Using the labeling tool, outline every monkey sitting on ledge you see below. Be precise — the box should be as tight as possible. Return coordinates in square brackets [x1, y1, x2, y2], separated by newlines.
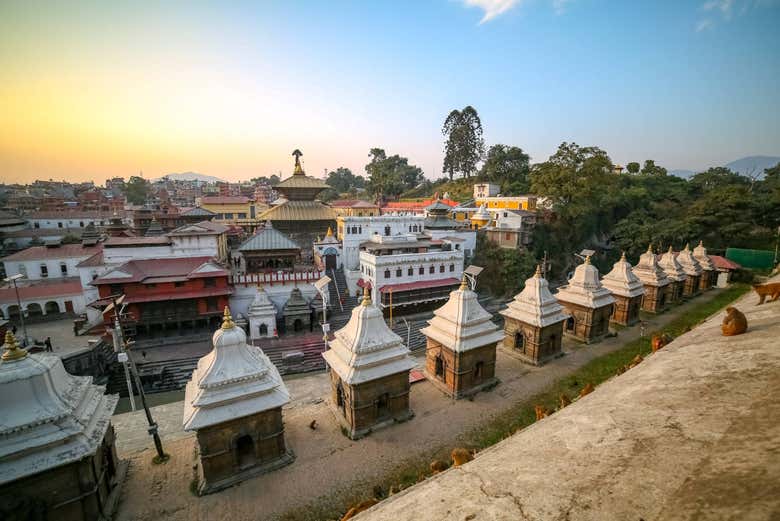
[721, 307, 748, 336]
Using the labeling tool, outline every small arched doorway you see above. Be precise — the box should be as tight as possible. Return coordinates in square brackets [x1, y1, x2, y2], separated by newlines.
[336, 381, 346, 413]
[293, 318, 303, 332]
[45, 301, 60, 315]
[235, 435, 255, 469]
[566, 316, 575, 331]
[514, 331, 525, 352]
[27, 303, 43, 318]
[259, 323, 268, 336]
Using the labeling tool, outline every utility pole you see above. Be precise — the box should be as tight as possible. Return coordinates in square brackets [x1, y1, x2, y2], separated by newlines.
[111, 295, 167, 462]
[112, 321, 135, 412]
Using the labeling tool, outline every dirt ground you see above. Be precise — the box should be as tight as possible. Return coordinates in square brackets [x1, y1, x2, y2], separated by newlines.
[113, 290, 725, 521]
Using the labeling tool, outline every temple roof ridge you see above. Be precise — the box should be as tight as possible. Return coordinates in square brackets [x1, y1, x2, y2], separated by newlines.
[601, 253, 646, 298]
[633, 245, 671, 287]
[555, 257, 616, 309]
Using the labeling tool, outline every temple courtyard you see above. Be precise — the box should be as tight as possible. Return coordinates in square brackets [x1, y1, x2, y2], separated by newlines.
[107, 284, 774, 521]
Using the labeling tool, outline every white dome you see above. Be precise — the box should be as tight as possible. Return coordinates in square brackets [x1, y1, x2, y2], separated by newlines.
[501, 266, 568, 328]
[556, 257, 616, 309]
[601, 252, 646, 298]
[676, 244, 702, 276]
[633, 244, 671, 287]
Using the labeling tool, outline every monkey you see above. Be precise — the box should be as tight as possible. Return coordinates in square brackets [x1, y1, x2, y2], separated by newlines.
[579, 382, 595, 398]
[534, 404, 550, 421]
[340, 499, 379, 520]
[721, 306, 748, 336]
[451, 447, 474, 467]
[753, 283, 780, 305]
[559, 394, 571, 409]
[430, 460, 449, 474]
[651, 333, 671, 352]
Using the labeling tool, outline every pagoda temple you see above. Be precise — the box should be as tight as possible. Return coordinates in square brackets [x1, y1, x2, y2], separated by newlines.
[258, 150, 336, 258]
[239, 220, 301, 272]
[144, 217, 165, 237]
[601, 252, 645, 326]
[424, 197, 463, 230]
[676, 244, 703, 298]
[693, 241, 717, 291]
[322, 288, 415, 439]
[183, 308, 293, 495]
[555, 256, 616, 344]
[0, 332, 125, 521]
[632, 245, 671, 313]
[500, 266, 569, 365]
[659, 246, 687, 304]
[247, 286, 277, 341]
[420, 276, 503, 398]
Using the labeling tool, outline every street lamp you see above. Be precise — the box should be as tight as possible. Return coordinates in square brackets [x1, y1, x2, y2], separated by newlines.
[314, 276, 332, 352]
[4, 274, 28, 346]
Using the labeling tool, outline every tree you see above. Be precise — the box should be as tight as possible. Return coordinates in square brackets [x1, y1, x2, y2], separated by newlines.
[626, 162, 640, 174]
[639, 159, 667, 176]
[471, 234, 537, 297]
[123, 176, 150, 205]
[325, 167, 366, 194]
[365, 148, 424, 199]
[479, 144, 531, 194]
[250, 175, 280, 186]
[442, 106, 485, 180]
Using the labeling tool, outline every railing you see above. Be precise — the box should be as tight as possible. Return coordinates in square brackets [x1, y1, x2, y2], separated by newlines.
[330, 268, 344, 312]
[231, 269, 325, 287]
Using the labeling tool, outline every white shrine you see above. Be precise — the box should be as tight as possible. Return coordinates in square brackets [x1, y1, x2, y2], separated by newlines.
[659, 246, 687, 303]
[632, 245, 671, 313]
[600, 252, 645, 326]
[247, 286, 278, 341]
[183, 307, 293, 494]
[677, 243, 703, 297]
[693, 240, 717, 290]
[555, 257, 616, 343]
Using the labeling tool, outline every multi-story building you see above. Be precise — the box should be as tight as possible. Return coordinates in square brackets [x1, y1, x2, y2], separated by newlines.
[196, 196, 265, 230]
[329, 200, 380, 218]
[483, 209, 537, 250]
[91, 256, 231, 339]
[26, 211, 121, 230]
[358, 233, 464, 309]
[474, 194, 537, 212]
[473, 182, 500, 199]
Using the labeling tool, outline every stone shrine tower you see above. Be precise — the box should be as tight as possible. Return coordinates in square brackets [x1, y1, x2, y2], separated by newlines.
[183, 308, 293, 495]
[500, 266, 569, 365]
[322, 288, 415, 439]
[283, 287, 311, 333]
[470, 203, 491, 229]
[676, 244, 702, 298]
[420, 277, 503, 398]
[600, 252, 645, 326]
[0, 332, 124, 521]
[555, 256, 616, 344]
[247, 286, 277, 341]
[693, 241, 717, 291]
[632, 245, 671, 313]
[659, 246, 686, 304]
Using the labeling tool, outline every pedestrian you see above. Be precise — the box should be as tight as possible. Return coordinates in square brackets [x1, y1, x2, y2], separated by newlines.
[44, 336, 52, 352]
[73, 322, 78, 335]
[12, 325, 17, 335]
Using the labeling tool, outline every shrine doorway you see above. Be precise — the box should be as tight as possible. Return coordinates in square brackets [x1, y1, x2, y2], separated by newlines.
[235, 435, 255, 469]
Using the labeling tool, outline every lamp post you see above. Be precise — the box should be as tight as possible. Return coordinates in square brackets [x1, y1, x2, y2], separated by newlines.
[314, 275, 332, 353]
[5, 274, 28, 346]
[110, 294, 167, 462]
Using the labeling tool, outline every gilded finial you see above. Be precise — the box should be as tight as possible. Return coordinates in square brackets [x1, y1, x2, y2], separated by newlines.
[292, 149, 304, 175]
[1, 330, 28, 362]
[620, 251, 627, 261]
[647, 243, 653, 253]
[221, 306, 235, 330]
[459, 274, 469, 290]
[326, 226, 333, 237]
[534, 264, 542, 277]
[584, 255, 591, 265]
[361, 286, 371, 306]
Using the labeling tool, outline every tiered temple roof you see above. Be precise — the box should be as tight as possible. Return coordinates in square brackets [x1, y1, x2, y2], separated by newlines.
[421, 278, 504, 352]
[0, 332, 118, 485]
[676, 244, 702, 276]
[239, 221, 300, 252]
[601, 252, 646, 298]
[183, 308, 289, 431]
[692, 241, 716, 271]
[500, 266, 568, 328]
[633, 245, 671, 287]
[144, 217, 165, 237]
[322, 289, 415, 385]
[659, 246, 687, 282]
[555, 257, 616, 309]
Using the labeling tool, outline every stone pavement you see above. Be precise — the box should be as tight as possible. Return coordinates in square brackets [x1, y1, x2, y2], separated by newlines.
[112, 288, 732, 521]
[19, 318, 101, 356]
[360, 280, 780, 521]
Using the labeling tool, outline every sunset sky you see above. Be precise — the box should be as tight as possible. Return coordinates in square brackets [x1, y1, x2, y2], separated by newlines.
[1, 1, 779, 184]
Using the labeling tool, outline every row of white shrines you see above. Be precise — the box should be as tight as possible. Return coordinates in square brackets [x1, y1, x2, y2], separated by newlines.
[0, 241, 718, 508]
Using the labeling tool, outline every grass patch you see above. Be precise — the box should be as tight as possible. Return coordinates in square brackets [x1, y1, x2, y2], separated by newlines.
[273, 284, 749, 521]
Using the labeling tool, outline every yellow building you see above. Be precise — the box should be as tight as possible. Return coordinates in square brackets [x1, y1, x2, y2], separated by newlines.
[474, 195, 537, 211]
[196, 196, 267, 230]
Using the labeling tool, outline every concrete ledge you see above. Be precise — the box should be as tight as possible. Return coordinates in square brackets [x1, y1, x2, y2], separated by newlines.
[356, 283, 780, 520]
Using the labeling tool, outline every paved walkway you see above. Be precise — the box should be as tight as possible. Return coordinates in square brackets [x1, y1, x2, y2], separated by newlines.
[360, 280, 780, 521]
[17, 318, 101, 356]
[112, 289, 729, 521]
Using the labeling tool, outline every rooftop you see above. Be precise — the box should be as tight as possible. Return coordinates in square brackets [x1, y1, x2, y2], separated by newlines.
[238, 223, 300, 252]
[199, 196, 251, 205]
[92, 257, 228, 285]
[1, 243, 102, 262]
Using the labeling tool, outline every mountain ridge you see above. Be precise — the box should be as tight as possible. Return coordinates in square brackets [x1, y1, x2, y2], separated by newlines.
[154, 171, 225, 183]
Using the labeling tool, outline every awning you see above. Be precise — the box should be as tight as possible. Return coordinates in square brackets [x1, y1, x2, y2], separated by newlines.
[379, 277, 460, 293]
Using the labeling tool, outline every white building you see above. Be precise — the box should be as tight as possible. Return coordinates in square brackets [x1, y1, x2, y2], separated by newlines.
[2, 243, 101, 281]
[358, 233, 464, 309]
[473, 183, 500, 199]
[26, 211, 125, 230]
[246, 287, 278, 341]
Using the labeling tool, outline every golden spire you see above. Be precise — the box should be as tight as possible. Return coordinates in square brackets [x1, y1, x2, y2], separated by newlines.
[326, 226, 333, 237]
[534, 264, 542, 277]
[1, 330, 27, 362]
[647, 243, 653, 253]
[459, 274, 469, 291]
[684, 242, 691, 252]
[361, 286, 371, 306]
[292, 149, 304, 175]
[584, 255, 591, 265]
[221, 306, 236, 330]
[620, 251, 627, 261]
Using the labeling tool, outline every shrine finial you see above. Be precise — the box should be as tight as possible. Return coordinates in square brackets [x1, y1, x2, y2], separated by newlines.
[292, 149, 303, 175]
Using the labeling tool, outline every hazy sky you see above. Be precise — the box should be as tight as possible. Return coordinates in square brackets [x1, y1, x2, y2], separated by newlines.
[1, 0, 779, 184]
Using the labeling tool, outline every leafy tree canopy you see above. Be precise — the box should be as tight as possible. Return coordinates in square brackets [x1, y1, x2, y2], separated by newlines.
[442, 106, 485, 180]
[123, 176, 150, 205]
[325, 167, 366, 194]
[365, 148, 425, 199]
[478, 144, 531, 194]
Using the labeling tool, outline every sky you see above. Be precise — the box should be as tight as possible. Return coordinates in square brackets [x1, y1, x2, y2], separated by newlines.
[1, 0, 779, 184]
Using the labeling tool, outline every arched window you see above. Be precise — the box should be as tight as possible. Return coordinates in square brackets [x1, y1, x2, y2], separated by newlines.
[419, 266, 424, 275]
[385, 269, 391, 279]
[259, 323, 268, 336]
[566, 317, 575, 331]
[515, 331, 525, 351]
[396, 268, 402, 277]
[408, 267, 413, 276]
[439, 265, 445, 273]
[429, 266, 435, 274]
[435, 355, 444, 379]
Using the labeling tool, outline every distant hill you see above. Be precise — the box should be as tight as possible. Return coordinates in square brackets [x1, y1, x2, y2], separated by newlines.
[669, 156, 780, 180]
[154, 172, 225, 183]
[724, 156, 780, 178]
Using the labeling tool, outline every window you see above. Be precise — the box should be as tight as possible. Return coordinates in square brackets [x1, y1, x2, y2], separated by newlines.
[34, 222, 40, 229]
[408, 267, 413, 276]
[384, 269, 391, 279]
[419, 266, 424, 275]
[175, 281, 185, 288]
[384, 225, 391, 236]
[57, 222, 63, 228]
[204, 278, 216, 288]
[237, 213, 247, 219]
[439, 265, 445, 273]
[79, 221, 84, 227]
[110, 284, 122, 295]
[224, 213, 234, 219]
[429, 266, 435, 274]
[449, 264, 454, 272]
[39, 264, 48, 277]
[60, 263, 68, 276]
[145, 283, 156, 288]
[206, 297, 218, 311]
[435, 355, 444, 379]
[396, 268, 402, 277]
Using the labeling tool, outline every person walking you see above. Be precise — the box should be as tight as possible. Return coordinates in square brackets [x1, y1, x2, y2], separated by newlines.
[44, 336, 53, 352]
[12, 325, 17, 335]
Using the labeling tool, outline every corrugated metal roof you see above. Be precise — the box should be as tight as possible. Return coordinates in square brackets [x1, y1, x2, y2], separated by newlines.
[239, 224, 300, 252]
[275, 174, 329, 190]
[258, 200, 336, 221]
[1, 243, 102, 261]
[200, 196, 251, 204]
[180, 207, 216, 216]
